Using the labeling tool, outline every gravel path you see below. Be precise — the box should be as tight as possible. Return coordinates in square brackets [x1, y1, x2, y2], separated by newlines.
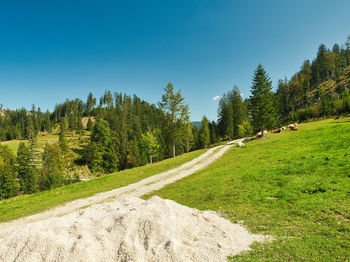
[0, 141, 240, 239]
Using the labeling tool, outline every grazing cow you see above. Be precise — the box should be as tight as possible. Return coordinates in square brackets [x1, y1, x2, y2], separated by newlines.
[271, 129, 282, 133]
[290, 125, 298, 131]
[256, 130, 268, 137]
[281, 126, 286, 130]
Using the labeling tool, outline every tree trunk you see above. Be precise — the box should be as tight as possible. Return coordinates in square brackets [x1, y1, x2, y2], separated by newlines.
[150, 155, 152, 164]
[261, 126, 264, 138]
[172, 143, 176, 157]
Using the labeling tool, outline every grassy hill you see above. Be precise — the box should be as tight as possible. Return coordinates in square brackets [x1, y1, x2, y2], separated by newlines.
[145, 118, 350, 261]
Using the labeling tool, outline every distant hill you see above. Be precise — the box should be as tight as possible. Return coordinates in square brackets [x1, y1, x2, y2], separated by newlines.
[192, 121, 201, 128]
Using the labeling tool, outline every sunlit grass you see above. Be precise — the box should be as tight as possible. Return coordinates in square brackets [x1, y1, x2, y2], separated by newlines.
[145, 118, 350, 261]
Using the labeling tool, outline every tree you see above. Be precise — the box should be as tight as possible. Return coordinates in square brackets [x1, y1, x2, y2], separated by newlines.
[230, 86, 245, 138]
[250, 64, 276, 137]
[84, 118, 118, 172]
[209, 121, 218, 144]
[40, 143, 65, 190]
[158, 82, 189, 157]
[0, 145, 19, 199]
[199, 116, 210, 148]
[59, 118, 69, 156]
[17, 143, 37, 194]
[141, 131, 160, 164]
[85, 92, 96, 116]
[87, 117, 94, 131]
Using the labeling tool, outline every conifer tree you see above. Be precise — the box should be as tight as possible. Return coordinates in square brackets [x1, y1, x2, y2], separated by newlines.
[17, 142, 37, 194]
[199, 116, 210, 148]
[0, 145, 19, 199]
[59, 118, 68, 157]
[250, 64, 276, 137]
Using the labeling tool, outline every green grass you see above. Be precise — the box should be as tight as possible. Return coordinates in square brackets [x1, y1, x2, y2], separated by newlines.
[0, 135, 59, 154]
[0, 148, 206, 223]
[145, 118, 350, 261]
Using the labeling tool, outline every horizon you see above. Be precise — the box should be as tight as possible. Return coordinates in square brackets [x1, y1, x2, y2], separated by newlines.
[1, 0, 350, 121]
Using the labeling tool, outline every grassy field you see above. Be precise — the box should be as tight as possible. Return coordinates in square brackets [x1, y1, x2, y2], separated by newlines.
[0, 132, 90, 154]
[145, 118, 350, 261]
[0, 148, 206, 223]
[0, 135, 59, 154]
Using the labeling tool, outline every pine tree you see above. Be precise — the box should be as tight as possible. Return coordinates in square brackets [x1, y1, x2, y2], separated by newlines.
[0, 145, 19, 199]
[59, 118, 69, 156]
[40, 143, 65, 190]
[199, 116, 210, 148]
[250, 64, 276, 137]
[84, 118, 118, 172]
[17, 143, 37, 194]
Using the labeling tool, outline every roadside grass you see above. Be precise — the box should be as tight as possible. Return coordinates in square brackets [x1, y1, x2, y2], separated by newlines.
[145, 118, 350, 261]
[0, 148, 206, 223]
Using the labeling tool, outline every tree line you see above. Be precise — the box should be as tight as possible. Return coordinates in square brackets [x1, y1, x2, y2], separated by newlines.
[0, 83, 212, 199]
[217, 36, 350, 139]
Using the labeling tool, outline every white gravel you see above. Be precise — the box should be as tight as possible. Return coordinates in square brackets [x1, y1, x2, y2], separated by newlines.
[0, 196, 266, 262]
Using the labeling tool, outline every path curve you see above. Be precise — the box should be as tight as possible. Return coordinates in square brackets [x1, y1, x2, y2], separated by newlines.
[0, 140, 242, 238]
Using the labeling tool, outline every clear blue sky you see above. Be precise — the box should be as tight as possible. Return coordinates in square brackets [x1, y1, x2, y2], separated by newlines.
[1, 0, 350, 121]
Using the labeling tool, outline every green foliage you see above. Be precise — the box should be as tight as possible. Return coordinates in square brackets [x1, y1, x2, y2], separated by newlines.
[17, 143, 37, 194]
[141, 130, 160, 164]
[199, 116, 210, 148]
[250, 64, 277, 135]
[58, 118, 69, 155]
[237, 120, 253, 137]
[218, 86, 247, 139]
[0, 145, 19, 199]
[158, 82, 189, 157]
[84, 118, 118, 173]
[39, 143, 65, 190]
[87, 117, 94, 131]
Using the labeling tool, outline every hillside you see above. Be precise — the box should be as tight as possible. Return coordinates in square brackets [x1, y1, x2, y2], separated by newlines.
[310, 66, 350, 101]
[146, 117, 350, 261]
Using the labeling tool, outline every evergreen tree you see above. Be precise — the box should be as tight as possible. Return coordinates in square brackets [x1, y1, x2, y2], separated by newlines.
[59, 118, 69, 156]
[84, 118, 118, 172]
[87, 117, 94, 131]
[40, 143, 65, 190]
[0, 145, 19, 199]
[199, 116, 210, 148]
[17, 143, 37, 194]
[250, 64, 276, 137]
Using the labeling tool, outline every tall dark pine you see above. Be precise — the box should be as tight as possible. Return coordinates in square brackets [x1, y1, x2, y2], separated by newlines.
[250, 64, 276, 137]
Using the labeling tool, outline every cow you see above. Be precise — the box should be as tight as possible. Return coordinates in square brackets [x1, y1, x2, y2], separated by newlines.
[271, 129, 282, 133]
[290, 125, 298, 131]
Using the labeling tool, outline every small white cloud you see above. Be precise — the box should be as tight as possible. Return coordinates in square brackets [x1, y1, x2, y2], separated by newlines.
[213, 96, 220, 101]
[240, 93, 244, 97]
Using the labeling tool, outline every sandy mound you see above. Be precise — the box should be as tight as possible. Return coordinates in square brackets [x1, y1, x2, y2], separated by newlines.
[0, 196, 266, 262]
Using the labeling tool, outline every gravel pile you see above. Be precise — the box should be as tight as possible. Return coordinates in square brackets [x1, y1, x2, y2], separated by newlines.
[0, 196, 266, 262]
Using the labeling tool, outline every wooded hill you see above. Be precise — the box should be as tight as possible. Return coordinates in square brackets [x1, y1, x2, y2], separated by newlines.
[217, 36, 350, 139]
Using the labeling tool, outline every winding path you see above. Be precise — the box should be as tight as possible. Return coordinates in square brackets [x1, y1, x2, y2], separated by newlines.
[0, 140, 241, 238]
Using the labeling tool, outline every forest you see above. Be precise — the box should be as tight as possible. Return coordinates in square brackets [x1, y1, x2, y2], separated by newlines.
[1, 36, 350, 199]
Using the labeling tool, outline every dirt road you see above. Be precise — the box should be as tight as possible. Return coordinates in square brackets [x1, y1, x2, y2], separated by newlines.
[0, 141, 240, 238]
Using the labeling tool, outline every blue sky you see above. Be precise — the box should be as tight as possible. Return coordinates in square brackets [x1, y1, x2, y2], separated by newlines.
[0, 1, 350, 121]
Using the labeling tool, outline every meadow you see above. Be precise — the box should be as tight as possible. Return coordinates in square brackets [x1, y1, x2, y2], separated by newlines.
[145, 118, 350, 261]
[0, 148, 206, 222]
